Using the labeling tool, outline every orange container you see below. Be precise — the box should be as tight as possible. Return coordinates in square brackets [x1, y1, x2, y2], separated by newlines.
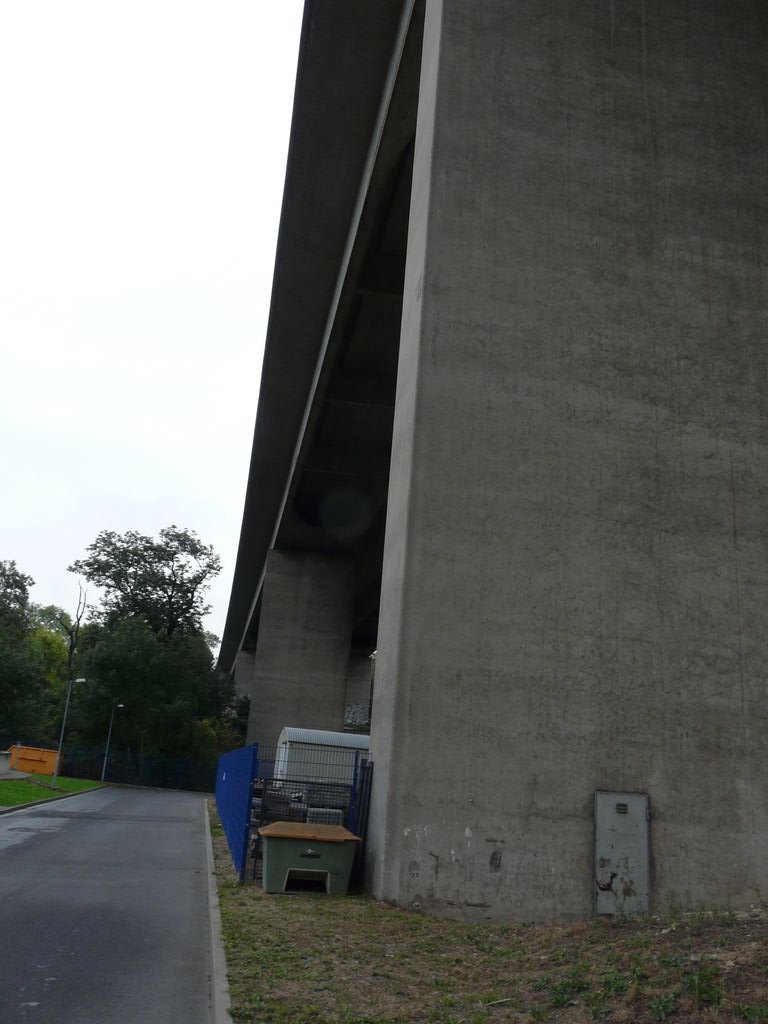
[8, 745, 59, 775]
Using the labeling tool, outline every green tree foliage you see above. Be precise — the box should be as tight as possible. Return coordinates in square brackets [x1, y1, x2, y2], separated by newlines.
[0, 530, 244, 765]
[27, 626, 68, 690]
[0, 561, 33, 629]
[69, 525, 221, 637]
[29, 603, 72, 636]
[66, 527, 243, 764]
[0, 562, 64, 742]
[70, 617, 237, 760]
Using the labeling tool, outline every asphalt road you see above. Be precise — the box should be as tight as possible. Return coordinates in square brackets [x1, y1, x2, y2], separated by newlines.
[0, 786, 218, 1024]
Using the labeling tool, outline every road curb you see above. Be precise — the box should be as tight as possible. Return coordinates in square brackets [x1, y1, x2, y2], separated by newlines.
[205, 800, 233, 1024]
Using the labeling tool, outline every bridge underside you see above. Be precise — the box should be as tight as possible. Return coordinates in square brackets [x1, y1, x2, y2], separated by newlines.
[221, 0, 768, 920]
[223, 2, 422, 731]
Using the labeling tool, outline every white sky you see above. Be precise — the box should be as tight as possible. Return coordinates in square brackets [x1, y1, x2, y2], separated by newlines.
[0, 1, 304, 648]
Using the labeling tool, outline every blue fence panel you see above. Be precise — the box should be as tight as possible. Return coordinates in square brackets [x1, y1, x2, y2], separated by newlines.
[215, 743, 259, 883]
[348, 758, 373, 886]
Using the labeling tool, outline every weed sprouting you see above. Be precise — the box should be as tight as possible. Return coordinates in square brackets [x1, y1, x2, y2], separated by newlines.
[681, 965, 722, 1007]
[629, 962, 649, 982]
[650, 991, 678, 1020]
[739, 1007, 768, 1022]
[583, 989, 612, 1019]
[341, 1016, 388, 1024]
[600, 969, 628, 995]
[550, 966, 590, 1008]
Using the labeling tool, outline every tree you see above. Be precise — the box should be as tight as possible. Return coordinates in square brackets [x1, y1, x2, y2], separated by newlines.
[0, 562, 60, 742]
[69, 526, 221, 637]
[0, 561, 34, 634]
[51, 586, 88, 780]
[27, 626, 68, 691]
[66, 527, 236, 767]
[55, 586, 87, 694]
[29, 603, 72, 636]
[70, 617, 236, 762]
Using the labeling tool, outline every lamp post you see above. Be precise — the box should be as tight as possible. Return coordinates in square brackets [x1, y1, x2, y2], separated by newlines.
[101, 703, 125, 783]
[54, 676, 86, 783]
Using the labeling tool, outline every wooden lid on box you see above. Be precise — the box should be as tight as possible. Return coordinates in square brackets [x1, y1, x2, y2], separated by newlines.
[257, 821, 360, 842]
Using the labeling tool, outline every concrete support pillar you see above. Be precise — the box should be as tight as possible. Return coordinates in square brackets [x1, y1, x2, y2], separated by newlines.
[232, 650, 255, 700]
[344, 650, 374, 731]
[246, 551, 353, 751]
[368, 0, 768, 920]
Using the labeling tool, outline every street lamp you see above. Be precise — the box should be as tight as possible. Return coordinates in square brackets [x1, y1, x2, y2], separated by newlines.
[53, 676, 86, 783]
[101, 703, 125, 783]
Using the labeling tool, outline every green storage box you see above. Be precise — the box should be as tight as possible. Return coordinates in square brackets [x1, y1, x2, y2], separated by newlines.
[258, 821, 361, 894]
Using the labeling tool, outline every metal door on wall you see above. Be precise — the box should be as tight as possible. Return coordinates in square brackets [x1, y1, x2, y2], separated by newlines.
[594, 791, 649, 915]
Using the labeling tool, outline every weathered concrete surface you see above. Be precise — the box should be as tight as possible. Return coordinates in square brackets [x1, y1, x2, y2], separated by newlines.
[246, 551, 353, 751]
[233, 650, 255, 699]
[368, 0, 768, 920]
[344, 650, 374, 729]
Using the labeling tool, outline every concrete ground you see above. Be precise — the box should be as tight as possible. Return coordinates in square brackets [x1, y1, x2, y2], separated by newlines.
[0, 786, 229, 1023]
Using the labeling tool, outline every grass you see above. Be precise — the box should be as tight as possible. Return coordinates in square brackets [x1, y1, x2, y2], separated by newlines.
[210, 805, 768, 1024]
[0, 774, 104, 806]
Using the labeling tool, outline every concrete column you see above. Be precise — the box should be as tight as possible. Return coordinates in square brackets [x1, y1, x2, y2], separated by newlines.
[368, 0, 768, 920]
[344, 650, 374, 731]
[246, 551, 353, 752]
[232, 650, 255, 700]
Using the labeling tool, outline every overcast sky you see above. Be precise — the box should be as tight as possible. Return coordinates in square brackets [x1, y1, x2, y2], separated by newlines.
[0, 1, 304, 646]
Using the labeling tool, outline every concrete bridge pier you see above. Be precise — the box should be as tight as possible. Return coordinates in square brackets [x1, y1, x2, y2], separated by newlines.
[245, 551, 354, 751]
[366, 0, 768, 920]
[220, 0, 768, 921]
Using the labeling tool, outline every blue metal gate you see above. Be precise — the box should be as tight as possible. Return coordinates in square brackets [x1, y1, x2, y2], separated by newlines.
[214, 743, 259, 883]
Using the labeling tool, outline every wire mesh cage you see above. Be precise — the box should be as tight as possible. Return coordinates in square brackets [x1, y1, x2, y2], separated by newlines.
[247, 739, 372, 885]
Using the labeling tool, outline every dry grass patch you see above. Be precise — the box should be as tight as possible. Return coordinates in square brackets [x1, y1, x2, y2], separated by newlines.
[210, 807, 768, 1024]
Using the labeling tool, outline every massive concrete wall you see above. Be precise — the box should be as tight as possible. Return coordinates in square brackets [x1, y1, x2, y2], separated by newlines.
[246, 551, 353, 751]
[368, 0, 768, 920]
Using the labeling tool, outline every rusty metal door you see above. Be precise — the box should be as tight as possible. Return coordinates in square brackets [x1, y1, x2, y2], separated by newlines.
[594, 791, 649, 915]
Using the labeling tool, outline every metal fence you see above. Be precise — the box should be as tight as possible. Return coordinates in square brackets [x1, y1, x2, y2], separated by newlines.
[0, 736, 217, 792]
[215, 740, 373, 887]
[69, 747, 218, 792]
[215, 744, 259, 882]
